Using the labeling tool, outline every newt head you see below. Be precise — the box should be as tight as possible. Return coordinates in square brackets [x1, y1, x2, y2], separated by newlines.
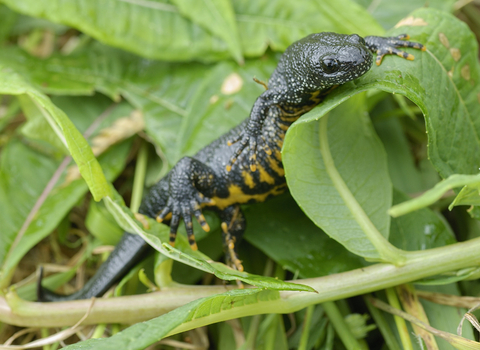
[281, 32, 373, 92]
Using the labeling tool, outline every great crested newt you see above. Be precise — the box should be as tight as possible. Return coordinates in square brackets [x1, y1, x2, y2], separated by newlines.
[38, 32, 425, 301]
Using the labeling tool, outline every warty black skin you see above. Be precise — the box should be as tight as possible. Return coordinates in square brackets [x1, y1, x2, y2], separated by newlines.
[37, 32, 425, 302]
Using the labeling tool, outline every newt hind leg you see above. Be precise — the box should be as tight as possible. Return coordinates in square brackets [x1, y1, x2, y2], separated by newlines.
[219, 205, 246, 272]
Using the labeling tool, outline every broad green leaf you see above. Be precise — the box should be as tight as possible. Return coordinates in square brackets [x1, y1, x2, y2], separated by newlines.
[244, 184, 455, 288]
[244, 193, 366, 278]
[234, 0, 384, 57]
[284, 94, 395, 261]
[373, 108, 424, 194]
[389, 189, 456, 251]
[0, 4, 17, 42]
[0, 0, 383, 62]
[0, 44, 213, 165]
[389, 174, 480, 217]
[358, 0, 456, 30]
[0, 65, 111, 200]
[0, 43, 203, 103]
[0, 0, 231, 62]
[284, 8, 480, 260]
[61, 288, 279, 350]
[104, 195, 315, 293]
[172, 0, 243, 63]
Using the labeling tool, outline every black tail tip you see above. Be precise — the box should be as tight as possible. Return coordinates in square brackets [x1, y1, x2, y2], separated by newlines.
[36, 266, 46, 302]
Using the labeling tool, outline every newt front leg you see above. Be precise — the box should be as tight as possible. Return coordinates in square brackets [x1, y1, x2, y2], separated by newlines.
[226, 89, 277, 172]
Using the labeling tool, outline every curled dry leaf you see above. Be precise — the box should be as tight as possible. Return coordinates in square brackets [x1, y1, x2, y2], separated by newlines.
[394, 16, 428, 28]
[397, 284, 438, 350]
[90, 110, 144, 156]
[64, 110, 144, 185]
[457, 303, 480, 336]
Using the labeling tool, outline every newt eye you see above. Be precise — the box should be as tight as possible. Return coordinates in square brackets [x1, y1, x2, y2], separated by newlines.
[321, 57, 339, 73]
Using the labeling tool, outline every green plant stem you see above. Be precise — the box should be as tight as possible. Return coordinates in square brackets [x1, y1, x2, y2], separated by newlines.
[112, 323, 120, 335]
[263, 314, 279, 350]
[323, 301, 362, 350]
[298, 305, 315, 350]
[3, 236, 480, 328]
[325, 324, 335, 350]
[91, 324, 107, 339]
[389, 174, 480, 217]
[130, 140, 148, 213]
[314, 317, 328, 348]
[239, 315, 262, 350]
[41, 328, 50, 350]
[385, 288, 413, 350]
[364, 295, 402, 350]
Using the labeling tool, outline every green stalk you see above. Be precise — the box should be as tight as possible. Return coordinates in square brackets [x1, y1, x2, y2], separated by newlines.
[323, 301, 362, 350]
[41, 328, 50, 350]
[325, 324, 335, 350]
[130, 140, 148, 213]
[364, 295, 402, 350]
[111, 324, 120, 335]
[263, 314, 280, 350]
[91, 324, 107, 339]
[3, 236, 480, 328]
[238, 315, 262, 350]
[389, 174, 480, 217]
[298, 305, 315, 350]
[385, 288, 413, 350]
